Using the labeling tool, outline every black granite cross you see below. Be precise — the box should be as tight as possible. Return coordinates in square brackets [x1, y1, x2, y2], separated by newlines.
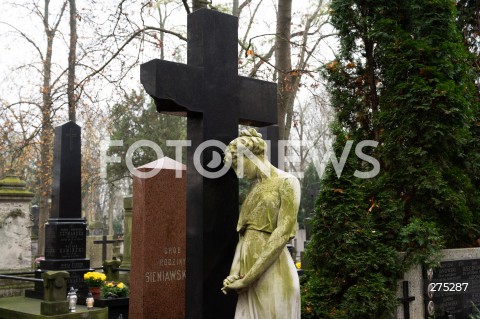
[398, 281, 415, 319]
[141, 9, 277, 319]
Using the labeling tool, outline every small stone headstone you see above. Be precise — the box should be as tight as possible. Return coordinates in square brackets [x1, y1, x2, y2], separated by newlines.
[130, 158, 186, 319]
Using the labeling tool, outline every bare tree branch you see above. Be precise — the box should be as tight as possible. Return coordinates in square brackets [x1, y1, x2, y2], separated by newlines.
[238, 0, 253, 14]
[182, 0, 191, 14]
[238, 39, 279, 73]
[56, 2, 68, 30]
[239, 0, 263, 58]
[0, 22, 44, 61]
[248, 44, 275, 77]
[78, 26, 186, 88]
[5, 101, 42, 109]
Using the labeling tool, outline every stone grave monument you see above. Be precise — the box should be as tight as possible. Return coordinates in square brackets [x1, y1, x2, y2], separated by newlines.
[120, 196, 132, 285]
[396, 247, 480, 319]
[26, 121, 90, 298]
[0, 175, 35, 297]
[130, 158, 186, 319]
[140, 8, 277, 318]
[0, 175, 34, 270]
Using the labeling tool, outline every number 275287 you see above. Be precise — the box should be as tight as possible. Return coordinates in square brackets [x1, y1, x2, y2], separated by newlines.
[428, 283, 468, 292]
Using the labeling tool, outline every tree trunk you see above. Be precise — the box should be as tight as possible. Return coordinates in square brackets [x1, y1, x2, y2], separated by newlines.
[38, 0, 67, 257]
[67, 0, 77, 122]
[192, 0, 207, 11]
[38, 2, 55, 257]
[275, 0, 293, 140]
[232, 0, 239, 16]
[158, 5, 165, 60]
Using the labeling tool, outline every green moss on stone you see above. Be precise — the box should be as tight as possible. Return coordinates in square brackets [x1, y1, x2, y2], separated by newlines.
[0, 176, 34, 198]
[123, 196, 132, 210]
[7, 209, 25, 219]
[0, 176, 26, 187]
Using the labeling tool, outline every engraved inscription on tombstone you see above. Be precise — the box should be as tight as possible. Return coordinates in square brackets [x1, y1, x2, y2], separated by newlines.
[424, 259, 480, 318]
[45, 224, 86, 259]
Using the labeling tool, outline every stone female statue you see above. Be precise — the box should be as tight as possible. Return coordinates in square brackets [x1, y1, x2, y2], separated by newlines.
[222, 128, 301, 319]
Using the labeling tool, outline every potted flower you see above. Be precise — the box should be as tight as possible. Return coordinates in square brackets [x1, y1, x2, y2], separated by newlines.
[83, 271, 106, 298]
[101, 281, 129, 299]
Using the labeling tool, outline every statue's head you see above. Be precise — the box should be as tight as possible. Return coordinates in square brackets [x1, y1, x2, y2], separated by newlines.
[224, 128, 268, 180]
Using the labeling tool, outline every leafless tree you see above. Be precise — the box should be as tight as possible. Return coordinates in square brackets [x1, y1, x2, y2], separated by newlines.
[67, 0, 77, 122]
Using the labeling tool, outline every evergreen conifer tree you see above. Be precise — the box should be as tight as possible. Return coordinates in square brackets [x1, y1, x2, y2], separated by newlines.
[107, 89, 186, 184]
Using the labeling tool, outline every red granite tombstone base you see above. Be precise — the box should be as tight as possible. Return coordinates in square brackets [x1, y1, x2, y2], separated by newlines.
[130, 157, 186, 319]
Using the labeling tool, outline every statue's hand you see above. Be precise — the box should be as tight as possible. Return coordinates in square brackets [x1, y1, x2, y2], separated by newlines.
[222, 275, 239, 287]
[221, 275, 247, 295]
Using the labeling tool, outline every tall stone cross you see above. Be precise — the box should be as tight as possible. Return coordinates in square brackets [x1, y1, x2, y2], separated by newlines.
[141, 8, 277, 319]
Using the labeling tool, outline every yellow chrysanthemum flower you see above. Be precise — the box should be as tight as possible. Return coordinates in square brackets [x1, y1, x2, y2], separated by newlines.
[83, 271, 106, 286]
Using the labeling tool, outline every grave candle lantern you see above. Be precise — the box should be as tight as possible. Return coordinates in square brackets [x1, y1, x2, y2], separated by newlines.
[67, 287, 78, 312]
[86, 292, 94, 310]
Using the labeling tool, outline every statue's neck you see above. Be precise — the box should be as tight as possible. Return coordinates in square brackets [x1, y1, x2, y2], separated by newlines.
[256, 161, 276, 181]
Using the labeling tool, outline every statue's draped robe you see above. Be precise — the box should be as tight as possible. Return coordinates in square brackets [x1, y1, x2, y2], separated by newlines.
[234, 172, 301, 319]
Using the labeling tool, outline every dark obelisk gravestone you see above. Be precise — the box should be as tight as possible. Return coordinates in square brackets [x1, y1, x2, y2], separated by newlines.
[141, 8, 277, 319]
[26, 121, 90, 298]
